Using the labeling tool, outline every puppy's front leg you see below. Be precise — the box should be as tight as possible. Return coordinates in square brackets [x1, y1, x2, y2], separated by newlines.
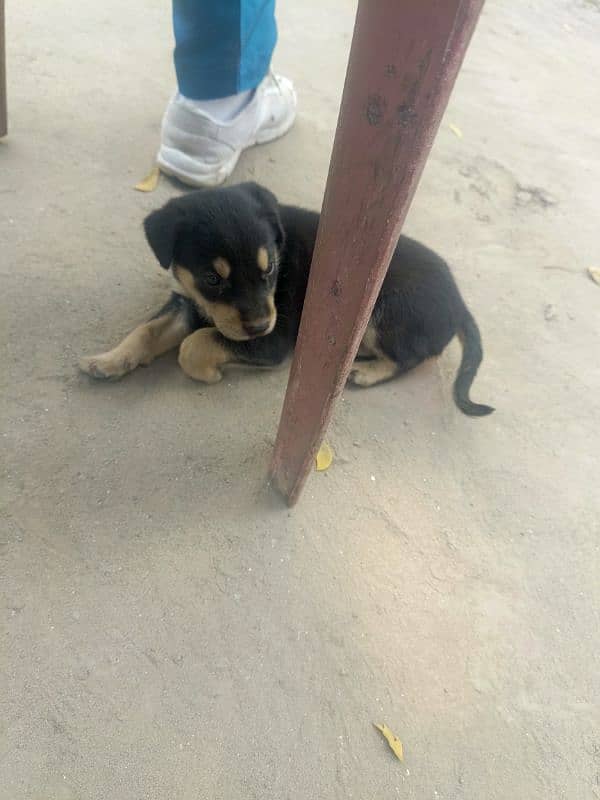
[178, 328, 291, 383]
[80, 298, 191, 380]
[178, 328, 231, 383]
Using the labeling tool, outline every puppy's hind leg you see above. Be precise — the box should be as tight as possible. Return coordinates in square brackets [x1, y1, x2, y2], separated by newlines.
[348, 322, 406, 387]
[348, 353, 400, 387]
[79, 296, 191, 380]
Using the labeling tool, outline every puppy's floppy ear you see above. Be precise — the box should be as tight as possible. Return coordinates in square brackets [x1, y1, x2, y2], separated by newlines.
[240, 182, 285, 250]
[241, 181, 278, 209]
[143, 202, 184, 269]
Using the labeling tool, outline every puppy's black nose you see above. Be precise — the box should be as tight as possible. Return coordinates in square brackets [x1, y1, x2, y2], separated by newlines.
[244, 320, 271, 336]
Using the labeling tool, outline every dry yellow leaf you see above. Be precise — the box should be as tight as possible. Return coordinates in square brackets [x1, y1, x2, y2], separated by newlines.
[374, 723, 404, 761]
[449, 123, 463, 139]
[315, 441, 333, 471]
[134, 165, 160, 192]
[587, 267, 600, 286]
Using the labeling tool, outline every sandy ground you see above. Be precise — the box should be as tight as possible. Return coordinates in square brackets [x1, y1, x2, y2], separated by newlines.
[2, 1, 600, 798]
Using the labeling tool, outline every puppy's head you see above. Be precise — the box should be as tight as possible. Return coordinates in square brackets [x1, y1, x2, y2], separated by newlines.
[144, 182, 284, 341]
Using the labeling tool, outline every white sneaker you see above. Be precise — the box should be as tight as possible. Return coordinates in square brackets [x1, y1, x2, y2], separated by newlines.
[157, 71, 297, 187]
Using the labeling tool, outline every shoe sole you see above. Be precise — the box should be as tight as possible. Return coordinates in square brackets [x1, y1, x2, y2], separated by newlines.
[157, 104, 297, 189]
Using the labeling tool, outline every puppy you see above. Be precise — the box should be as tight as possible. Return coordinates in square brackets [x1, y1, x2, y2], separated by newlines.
[80, 182, 493, 416]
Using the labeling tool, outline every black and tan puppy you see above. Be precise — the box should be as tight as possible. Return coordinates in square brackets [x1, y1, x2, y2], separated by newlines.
[80, 182, 493, 416]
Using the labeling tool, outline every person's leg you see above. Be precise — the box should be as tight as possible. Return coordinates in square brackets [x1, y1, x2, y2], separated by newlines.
[173, 0, 277, 100]
[159, 0, 296, 187]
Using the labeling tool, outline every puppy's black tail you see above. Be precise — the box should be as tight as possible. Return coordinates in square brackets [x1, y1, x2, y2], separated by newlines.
[454, 311, 494, 417]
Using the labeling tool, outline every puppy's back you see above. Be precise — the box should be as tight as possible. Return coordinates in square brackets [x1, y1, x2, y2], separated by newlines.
[279, 205, 320, 265]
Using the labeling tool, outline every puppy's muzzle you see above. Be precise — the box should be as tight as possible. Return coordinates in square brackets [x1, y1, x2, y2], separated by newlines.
[243, 317, 274, 337]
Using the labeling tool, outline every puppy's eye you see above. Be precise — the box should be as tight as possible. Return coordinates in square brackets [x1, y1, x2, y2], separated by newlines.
[205, 272, 221, 287]
[263, 262, 275, 278]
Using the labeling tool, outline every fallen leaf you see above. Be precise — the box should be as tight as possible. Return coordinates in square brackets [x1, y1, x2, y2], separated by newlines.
[449, 123, 463, 139]
[587, 267, 600, 286]
[315, 441, 333, 471]
[374, 723, 404, 761]
[134, 165, 160, 192]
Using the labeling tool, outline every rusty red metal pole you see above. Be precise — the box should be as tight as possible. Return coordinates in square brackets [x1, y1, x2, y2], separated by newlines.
[270, 0, 484, 505]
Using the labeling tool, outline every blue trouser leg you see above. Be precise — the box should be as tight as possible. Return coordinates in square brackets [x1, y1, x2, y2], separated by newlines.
[172, 0, 277, 100]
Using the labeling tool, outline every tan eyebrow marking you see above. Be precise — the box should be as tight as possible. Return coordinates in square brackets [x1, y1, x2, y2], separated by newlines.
[174, 265, 199, 300]
[257, 247, 269, 272]
[213, 257, 231, 279]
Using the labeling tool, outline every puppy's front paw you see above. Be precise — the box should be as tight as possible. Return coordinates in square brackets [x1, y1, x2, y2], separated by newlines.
[79, 352, 134, 380]
[181, 362, 223, 383]
[178, 334, 224, 383]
